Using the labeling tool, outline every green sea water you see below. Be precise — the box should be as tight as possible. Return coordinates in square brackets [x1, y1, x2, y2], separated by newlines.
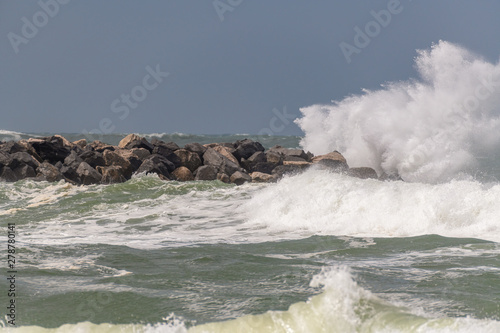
[1, 133, 500, 332]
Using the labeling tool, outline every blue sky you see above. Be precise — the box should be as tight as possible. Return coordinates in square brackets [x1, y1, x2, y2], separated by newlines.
[1, 0, 500, 135]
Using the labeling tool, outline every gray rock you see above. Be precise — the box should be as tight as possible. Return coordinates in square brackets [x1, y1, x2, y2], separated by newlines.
[79, 150, 105, 169]
[194, 165, 217, 181]
[76, 162, 102, 185]
[29, 136, 71, 163]
[10, 152, 40, 170]
[98, 166, 127, 184]
[202, 148, 241, 176]
[0, 151, 12, 168]
[240, 151, 266, 171]
[217, 172, 230, 183]
[174, 149, 202, 173]
[13, 164, 37, 179]
[184, 142, 207, 157]
[268, 145, 309, 161]
[103, 150, 133, 178]
[347, 167, 378, 180]
[0, 167, 17, 182]
[136, 155, 172, 178]
[64, 151, 84, 168]
[230, 171, 252, 185]
[233, 139, 265, 161]
[36, 162, 63, 182]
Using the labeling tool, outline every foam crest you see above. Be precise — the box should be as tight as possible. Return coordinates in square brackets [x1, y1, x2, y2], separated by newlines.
[296, 41, 500, 183]
[243, 170, 500, 242]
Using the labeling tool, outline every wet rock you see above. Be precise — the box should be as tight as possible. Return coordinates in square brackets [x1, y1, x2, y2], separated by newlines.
[233, 139, 265, 161]
[98, 166, 127, 184]
[212, 145, 239, 165]
[29, 136, 71, 163]
[250, 171, 277, 183]
[10, 152, 40, 170]
[1, 141, 26, 154]
[73, 139, 87, 148]
[79, 150, 105, 169]
[119, 134, 154, 152]
[266, 151, 283, 164]
[174, 149, 202, 173]
[194, 165, 217, 181]
[230, 171, 251, 185]
[130, 148, 150, 161]
[0, 166, 17, 182]
[202, 148, 241, 176]
[184, 143, 207, 157]
[240, 151, 266, 171]
[172, 166, 194, 181]
[347, 167, 378, 180]
[76, 162, 102, 185]
[151, 142, 182, 168]
[251, 162, 276, 174]
[136, 155, 173, 178]
[272, 164, 309, 178]
[268, 145, 309, 161]
[13, 164, 37, 179]
[103, 150, 133, 178]
[151, 139, 180, 151]
[36, 162, 63, 182]
[88, 141, 115, 153]
[0, 151, 12, 168]
[217, 172, 230, 183]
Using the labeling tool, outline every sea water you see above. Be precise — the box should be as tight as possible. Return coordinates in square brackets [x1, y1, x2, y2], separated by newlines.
[1, 41, 500, 332]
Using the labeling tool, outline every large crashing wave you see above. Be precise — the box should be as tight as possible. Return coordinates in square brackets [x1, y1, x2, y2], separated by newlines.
[296, 41, 500, 183]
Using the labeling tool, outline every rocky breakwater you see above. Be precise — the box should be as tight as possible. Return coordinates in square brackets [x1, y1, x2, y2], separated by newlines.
[0, 134, 396, 185]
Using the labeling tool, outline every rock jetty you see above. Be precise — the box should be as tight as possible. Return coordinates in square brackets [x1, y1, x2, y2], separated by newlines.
[0, 134, 395, 185]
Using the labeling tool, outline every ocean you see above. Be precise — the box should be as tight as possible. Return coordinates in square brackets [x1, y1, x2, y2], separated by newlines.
[2, 41, 500, 332]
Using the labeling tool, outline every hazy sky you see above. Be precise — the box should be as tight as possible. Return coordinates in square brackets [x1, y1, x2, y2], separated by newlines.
[1, 1, 500, 136]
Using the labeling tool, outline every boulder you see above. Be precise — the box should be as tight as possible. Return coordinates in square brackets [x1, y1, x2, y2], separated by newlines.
[73, 139, 87, 148]
[76, 162, 102, 185]
[202, 148, 241, 176]
[97, 166, 127, 184]
[212, 145, 239, 165]
[250, 172, 277, 183]
[64, 151, 84, 168]
[13, 164, 37, 179]
[184, 143, 207, 157]
[230, 171, 252, 185]
[119, 134, 154, 152]
[136, 155, 172, 178]
[172, 166, 194, 181]
[266, 151, 283, 164]
[217, 172, 230, 183]
[130, 148, 150, 161]
[251, 162, 276, 174]
[79, 150, 105, 169]
[283, 160, 312, 167]
[18, 140, 43, 162]
[88, 141, 115, 153]
[103, 150, 133, 178]
[29, 136, 71, 163]
[233, 139, 265, 161]
[0, 167, 17, 182]
[317, 159, 349, 172]
[10, 152, 40, 170]
[311, 151, 347, 164]
[173, 149, 202, 173]
[240, 151, 266, 171]
[151, 143, 182, 168]
[268, 145, 309, 161]
[1, 141, 26, 154]
[272, 164, 309, 178]
[151, 139, 180, 151]
[0, 151, 12, 168]
[115, 149, 143, 173]
[347, 167, 378, 180]
[36, 162, 63, 182]
[194, 165, 217, 181]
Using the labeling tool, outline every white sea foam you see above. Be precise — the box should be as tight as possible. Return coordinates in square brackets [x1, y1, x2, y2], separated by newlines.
[296, 41, 500, 183]
[243, 169, 500, 243]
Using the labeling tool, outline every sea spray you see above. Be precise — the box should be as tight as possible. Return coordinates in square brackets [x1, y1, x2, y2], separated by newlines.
[296, 41, 500, 183]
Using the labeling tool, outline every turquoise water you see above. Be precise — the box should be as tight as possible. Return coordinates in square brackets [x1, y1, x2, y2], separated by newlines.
[1, 133, 500, 332]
